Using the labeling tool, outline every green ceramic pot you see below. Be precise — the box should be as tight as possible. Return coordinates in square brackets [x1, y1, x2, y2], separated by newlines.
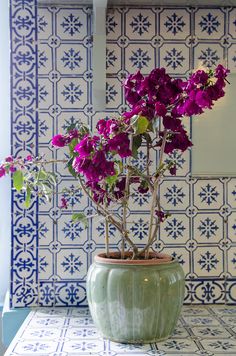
[86, 252, 185, 343]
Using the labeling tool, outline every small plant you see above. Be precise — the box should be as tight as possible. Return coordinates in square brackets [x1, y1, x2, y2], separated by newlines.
[0, 65, 229, 260]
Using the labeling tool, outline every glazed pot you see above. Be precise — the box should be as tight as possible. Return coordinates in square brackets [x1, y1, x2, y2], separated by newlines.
[86, 252, 185, 343]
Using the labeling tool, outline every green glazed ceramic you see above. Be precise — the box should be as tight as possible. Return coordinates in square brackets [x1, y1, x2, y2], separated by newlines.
[86, 252, 185, 343]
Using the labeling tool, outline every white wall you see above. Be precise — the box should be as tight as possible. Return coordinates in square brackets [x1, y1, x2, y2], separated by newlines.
[0, 0, 10, 305]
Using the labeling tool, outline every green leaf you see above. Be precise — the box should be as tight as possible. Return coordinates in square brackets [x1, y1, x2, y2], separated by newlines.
[39, 182, 52, 201]
[47, 172, 57, 186]
[72, 213, 88, 228]
[106, 172, 118, 186]
[69, 138, 78, 155]
[67, 158, 77, 178]
[132, 135, 142, 158]
[13, 170, 24, 191]
[143, 133, 152, 144]
[25, 185, 31, 208]
[132, 116, 149, 135]
[38, 170, 48, 181]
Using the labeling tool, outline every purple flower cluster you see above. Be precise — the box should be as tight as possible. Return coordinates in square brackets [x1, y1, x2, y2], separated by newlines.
[52, 129, 79, 147]
[124, 65, 229, 153]
[71, 119, 132, 187]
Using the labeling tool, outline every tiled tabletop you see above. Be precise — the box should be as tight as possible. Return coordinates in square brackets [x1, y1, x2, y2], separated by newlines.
[4, 305, 236, 355]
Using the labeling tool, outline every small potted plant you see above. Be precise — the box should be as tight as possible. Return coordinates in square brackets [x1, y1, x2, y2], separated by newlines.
[0, 65, 229, 343]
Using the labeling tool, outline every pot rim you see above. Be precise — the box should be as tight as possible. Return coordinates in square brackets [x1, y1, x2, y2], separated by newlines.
[94, 251, 174, 265]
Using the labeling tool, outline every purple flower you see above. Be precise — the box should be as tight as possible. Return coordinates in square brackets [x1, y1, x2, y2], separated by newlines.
[5, 156, 13, 162]
[96, 119, 119, 138]
[190, 70, 209, 86]
[52, 134, 67, 147]
[138, 185, 149, 194]
[60, 198, 68, 209]
[163, 116, 181, 131]
[215, 64, 230, 79]
[195, 90, 212, 108]
[73, 150, 115, 183]
[155, 102, 167, 117]
[164, 126, 193, 154]
[0, 166, 6, 178]
[169, 165, 177, 176]
[155, 210, 165, 222]
[74, 135, 99, 158]
[107, 133, 132, 158]
[25, 155, 33, 161]
[68, 129, 79, 141]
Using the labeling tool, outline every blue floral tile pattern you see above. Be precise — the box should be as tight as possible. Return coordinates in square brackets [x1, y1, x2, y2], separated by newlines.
[5, 306, 236, 355]
[9, 1, 236, 308]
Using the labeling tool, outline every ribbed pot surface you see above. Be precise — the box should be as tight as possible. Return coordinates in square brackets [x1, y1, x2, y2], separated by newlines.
[86, 253, 185, 343]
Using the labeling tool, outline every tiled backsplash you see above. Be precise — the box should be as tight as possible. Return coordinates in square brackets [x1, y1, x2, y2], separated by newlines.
[10, 1, 236, 307]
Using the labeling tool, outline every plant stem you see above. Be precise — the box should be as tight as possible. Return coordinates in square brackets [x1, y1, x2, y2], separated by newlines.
[78, 175, 139, 256]
[145, 129, 168, 259]
[105, 203, 110, 258]
[122, 134, 133, 259]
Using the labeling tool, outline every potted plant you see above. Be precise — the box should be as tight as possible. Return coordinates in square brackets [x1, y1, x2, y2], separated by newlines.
[0, 65, 229, 343]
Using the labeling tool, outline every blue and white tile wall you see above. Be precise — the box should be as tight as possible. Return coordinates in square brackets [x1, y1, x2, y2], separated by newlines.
[10, 1, 236, 307]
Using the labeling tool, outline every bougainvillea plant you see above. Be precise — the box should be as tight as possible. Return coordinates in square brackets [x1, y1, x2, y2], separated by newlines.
[0, 65, 229, 259]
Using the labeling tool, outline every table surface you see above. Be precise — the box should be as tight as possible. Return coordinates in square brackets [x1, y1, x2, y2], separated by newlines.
[4, 305, 236, 355]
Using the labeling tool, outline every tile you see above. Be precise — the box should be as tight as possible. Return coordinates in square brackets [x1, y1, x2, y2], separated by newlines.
[193, 180, 224, 211]
[159, 8, 191, 40]
[228, 43, 236, 73]
[38, 248, 54, 280]
[228, 8, 236, 40]
[160, 213, 190, 245]
[162, 246, 191, 276]
[125, 9, 156, 41]
[39, 282, 55, 306]
[227, 178, 236, 208]
[56, 248, 88, 280]
[56, 9, 88, 41]
[91, 218, 120, 245]
[160, 179, 190, 211]
[191, 325, 231, 338]
[200, 338, 236, 353]
[57, 78, 88, 109]
[210, 305, 236, 315]
[193, 213, 224, 245]
[181, 306, 211, 316]
[226, 245, 236, 277]
[187, 279, 226, 304]
[38, 112, 53, 144]
[183, 315, 221, 326]
[54, 281, 87, 307]
[38, 7, 53, 40]
[192, 246, 224, 278]
[13, 340, 59, 354]
[124, 43, 155, 73]
[38, 78, 53, 109]
[157, 338, 198, 353]
[193, 43, 224, 69]
[56, 44, 88, 75]
[128, 213, 150, 245]
[225, 279, 236, 304]
[64, 326, 100, 339]
[164, 149, 190, 177]
[106, 9, 122, 41]
[194, 8, 226, 40]
[159, 43, 190, 75]
[57, 213, 88, 245]
[38, 43, 53, 75]
[106, 43, 122, 74]
[106, 78, 122, 109]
